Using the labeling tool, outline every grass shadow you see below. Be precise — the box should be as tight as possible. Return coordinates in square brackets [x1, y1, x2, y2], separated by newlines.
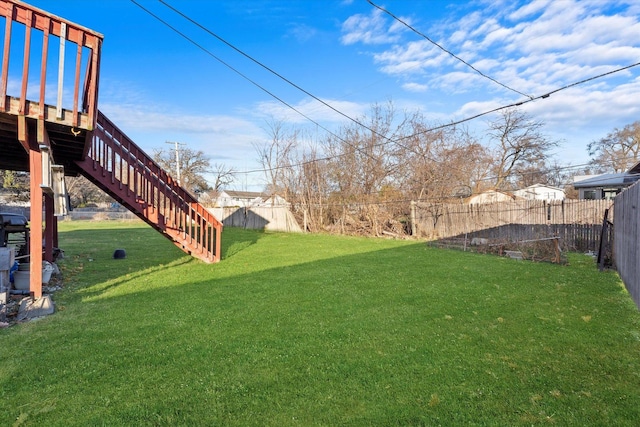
[220, 226, 264, 259]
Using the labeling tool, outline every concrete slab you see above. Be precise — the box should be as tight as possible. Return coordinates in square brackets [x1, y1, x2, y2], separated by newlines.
[505, 250, 524, 260]
[17, 295, 55, 321]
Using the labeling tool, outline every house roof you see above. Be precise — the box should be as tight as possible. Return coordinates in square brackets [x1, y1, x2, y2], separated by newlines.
[221, 190, 268, 199]
[516, 183, 565, 192]
[573, 161, 640, 189]
[513, 184, 565, 199]
[573, 173, 640, 188]
[629, 160, 640, 175]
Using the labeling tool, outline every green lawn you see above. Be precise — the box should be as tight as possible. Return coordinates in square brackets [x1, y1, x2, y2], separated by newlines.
[1, 220, 640, 426]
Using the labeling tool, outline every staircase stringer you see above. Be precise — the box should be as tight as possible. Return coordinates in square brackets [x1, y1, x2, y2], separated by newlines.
[74, 111, 222, 263]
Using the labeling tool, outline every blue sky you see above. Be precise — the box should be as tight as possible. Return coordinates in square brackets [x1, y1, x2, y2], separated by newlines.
[24, 0, 640, 190]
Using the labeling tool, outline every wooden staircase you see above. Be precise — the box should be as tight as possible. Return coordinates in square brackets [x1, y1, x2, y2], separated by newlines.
[0, 0, 223, 301]
[75, 111, 222, 263]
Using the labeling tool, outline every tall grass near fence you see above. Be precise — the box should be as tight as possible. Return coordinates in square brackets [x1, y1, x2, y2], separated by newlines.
[1, 222, 639, 425]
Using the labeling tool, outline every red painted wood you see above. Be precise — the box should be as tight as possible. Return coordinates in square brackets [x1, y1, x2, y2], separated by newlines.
[75, 112, 222, 263]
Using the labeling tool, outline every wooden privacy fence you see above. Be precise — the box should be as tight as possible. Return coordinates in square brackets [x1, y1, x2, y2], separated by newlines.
[414, 199, 612, 250]
[613, 182, 640, 309]
[208, 206, 302, 233]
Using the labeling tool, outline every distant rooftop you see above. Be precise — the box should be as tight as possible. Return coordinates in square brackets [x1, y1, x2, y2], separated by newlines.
[222, 190, 268, 199]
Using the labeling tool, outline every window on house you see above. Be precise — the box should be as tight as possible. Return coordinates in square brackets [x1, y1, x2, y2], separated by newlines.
[603, 189, 621, 200]
[583, 190, 597, 200]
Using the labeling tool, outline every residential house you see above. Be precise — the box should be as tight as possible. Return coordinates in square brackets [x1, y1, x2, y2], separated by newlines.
[263, 194, 290, 207]
[513, 184, 565, 201]
[215, 190, 267, 207]
[573, 162, 640, 200]
[213, 190, 290, 208]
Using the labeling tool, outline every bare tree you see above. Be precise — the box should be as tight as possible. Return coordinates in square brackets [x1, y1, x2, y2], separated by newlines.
[290, 141, 330, 232]
[320, 101, 410, 235]
[487, 108, 557, 190]
[65, 175, 111, 207]
[324, 102, 401, 197]
[396, 120, 488, 202]
[588, 120, 640, 173]
[253, 118, 298, 199]
[0, 170, 113, 207]
[512, 160, 552, 188]
[153, 145, 211, 194]
[393, 120, 489, 237]
[210, 163, 236, 192]
[0, 170, 30, 202]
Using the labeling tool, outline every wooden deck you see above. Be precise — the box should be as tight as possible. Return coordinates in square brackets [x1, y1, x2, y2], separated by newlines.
[0, 97, 90, 173]
[0, 0, 102, 298]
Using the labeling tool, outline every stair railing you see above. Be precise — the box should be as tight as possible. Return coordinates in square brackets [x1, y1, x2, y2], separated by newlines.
[81, 111, 222, 263]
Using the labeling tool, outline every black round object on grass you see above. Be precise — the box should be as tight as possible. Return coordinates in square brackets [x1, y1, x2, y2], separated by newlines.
[113, 249, 126, 259]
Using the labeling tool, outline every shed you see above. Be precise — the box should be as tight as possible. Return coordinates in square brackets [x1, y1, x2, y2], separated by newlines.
[467, 190, 515, 204]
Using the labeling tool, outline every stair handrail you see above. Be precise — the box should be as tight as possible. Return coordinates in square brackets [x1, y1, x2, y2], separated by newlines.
[95, 111, 221, 228]
[87, 111, 222, 262]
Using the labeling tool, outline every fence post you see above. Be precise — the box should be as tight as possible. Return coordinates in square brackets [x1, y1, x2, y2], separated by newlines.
[410, 201, 417, 236]
[597, 208, 612, 271]
[303, 209, 308, 233]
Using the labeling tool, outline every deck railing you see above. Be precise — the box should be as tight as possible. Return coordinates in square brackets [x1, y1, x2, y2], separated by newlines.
[0, 0, 102, 129]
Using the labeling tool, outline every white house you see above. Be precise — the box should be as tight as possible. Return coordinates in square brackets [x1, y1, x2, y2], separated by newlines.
[215, 190, 267, 208]
[214, 190, 289, 208]
[262, 194, 290, 207]
[513, 184, 565, 201]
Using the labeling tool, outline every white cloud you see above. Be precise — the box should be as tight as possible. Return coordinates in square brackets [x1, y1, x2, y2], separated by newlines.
[402, 82, 429, 93]
[342, 0, 640, 103]
[437, 72, 486, 94]
[253, 97, 370, 124]
[509, 0, 554, 20]
[96, 101, 265, 177]
[287, 23, 318, 43]
[340, 8, 404, 45]
[373, 40, 447, 75]
[446, 73, 640, 165]
[101, 103, 259, 136]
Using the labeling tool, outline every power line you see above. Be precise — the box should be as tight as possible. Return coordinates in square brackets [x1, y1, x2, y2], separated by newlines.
[132, 1, 640, 181]
[154, 0, 451, 170]
[394, 60, 640, 144]
[130, 0, 382, 165]
[250, 156, 629, 207]
[159, 0, 640, 153]
[235, 60, 640, 176]
[157, 0, 397, 146]
[157, 0, 479, 171]
[366, 0, 533, 100]
[150, 0, 543, 174]
[129, 1, 309, 125]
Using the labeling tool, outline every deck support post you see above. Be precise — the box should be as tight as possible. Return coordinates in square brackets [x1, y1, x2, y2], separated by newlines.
[18, 116, 43, 299]
[44, 194, 54, 263]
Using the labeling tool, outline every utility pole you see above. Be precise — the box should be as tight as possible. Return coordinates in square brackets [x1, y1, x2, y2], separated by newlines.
[165, 141, 184, 185]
